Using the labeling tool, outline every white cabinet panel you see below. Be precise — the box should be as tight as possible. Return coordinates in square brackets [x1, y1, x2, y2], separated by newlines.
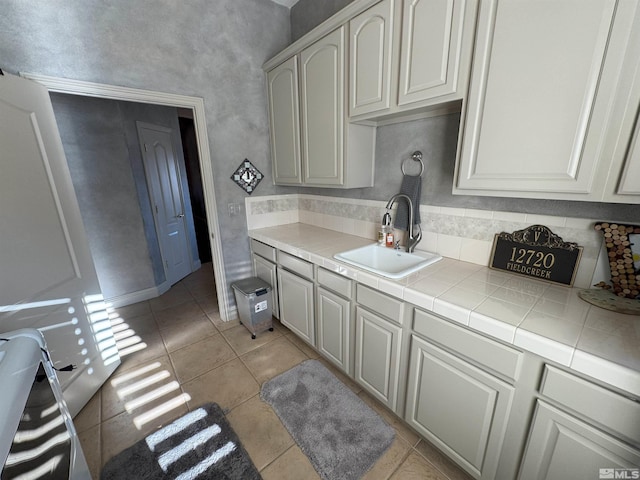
[618, 123, 640, 195]
[349, 0, 394, 116]
[518, 401, 640, 480]
[405, 334, 514, 479]
[413, 308, 522, 382]
[356, 284, 404, 325]
[278, 268, 315, 345]
[252, 253, 279, 319]
[300, 27, 345, 186]
[317, 286, 351, 375]
[267, 56, 302, 185]
[398, 0, 468, 105]
[455, 0, 640, 200]
[355, 306, 403, 411]
[601, 5, 640, 203]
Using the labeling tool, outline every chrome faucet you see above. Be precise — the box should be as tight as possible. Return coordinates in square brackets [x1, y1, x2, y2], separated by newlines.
[385, 193, 422, 253]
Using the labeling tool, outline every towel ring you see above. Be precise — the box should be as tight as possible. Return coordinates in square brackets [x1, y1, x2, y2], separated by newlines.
[401, 151, 424, 176]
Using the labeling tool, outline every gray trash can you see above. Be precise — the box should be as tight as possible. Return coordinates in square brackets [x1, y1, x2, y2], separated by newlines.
[231, 277, 273, 339]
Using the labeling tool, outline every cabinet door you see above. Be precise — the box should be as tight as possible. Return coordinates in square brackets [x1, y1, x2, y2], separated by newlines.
[397, 0, 469, 105]
[267, 56, 302, 185]
[592, 5, 640, 203]
[405, 335, 514, 479]
[456, 0, 638, 198]
[300, 27, 345, 186]
[252, 253, 279, 319]
[614, 112, 640, 197]
[355, 306, 402, 411]
[349, 0, 394, 117]
[317, 287, 351, 375]
[519, 401, 640, 480]
[278, 268, 315, 345]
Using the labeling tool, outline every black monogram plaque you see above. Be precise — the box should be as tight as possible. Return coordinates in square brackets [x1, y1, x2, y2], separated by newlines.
[489, 225, 583, 286]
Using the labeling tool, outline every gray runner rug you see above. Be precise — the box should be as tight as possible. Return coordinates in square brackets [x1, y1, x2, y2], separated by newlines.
[261, 359, 395, 480]
[100, 402, 261, 480]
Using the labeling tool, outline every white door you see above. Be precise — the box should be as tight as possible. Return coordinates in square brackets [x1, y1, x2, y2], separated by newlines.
[0, 72, 120, 416]
[137, 122, 192, 286]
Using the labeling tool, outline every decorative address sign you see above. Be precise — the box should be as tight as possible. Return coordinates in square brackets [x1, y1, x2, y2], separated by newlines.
[489, 225, 583, 286]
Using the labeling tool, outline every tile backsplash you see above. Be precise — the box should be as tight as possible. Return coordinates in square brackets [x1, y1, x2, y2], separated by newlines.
[245, 194, 609, 289]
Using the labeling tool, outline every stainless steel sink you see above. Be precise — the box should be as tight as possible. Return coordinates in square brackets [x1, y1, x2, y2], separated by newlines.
[334, 243, 442, 279]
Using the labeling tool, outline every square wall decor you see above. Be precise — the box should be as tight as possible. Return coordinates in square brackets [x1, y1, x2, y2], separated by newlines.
[231, 159, 263, 194]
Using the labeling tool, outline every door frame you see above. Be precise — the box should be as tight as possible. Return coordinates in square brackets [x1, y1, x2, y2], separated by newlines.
[20, 72, 231, 321]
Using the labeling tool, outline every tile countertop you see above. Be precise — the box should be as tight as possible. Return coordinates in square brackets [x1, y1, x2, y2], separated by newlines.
[248, 223, 640, 398]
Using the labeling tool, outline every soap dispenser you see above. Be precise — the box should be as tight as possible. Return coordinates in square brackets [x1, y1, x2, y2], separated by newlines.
[378, 211, 389, 244]
[379, 210, 393, 247]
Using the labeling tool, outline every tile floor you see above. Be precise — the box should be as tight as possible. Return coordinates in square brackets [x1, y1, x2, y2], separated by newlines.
[74, 263, 472, 479]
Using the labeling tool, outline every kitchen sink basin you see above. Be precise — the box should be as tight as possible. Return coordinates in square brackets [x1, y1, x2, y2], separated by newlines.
[334, 243, 442, 279]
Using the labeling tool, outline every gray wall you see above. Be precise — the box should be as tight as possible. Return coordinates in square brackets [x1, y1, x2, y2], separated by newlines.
[289, 0, 639, 224]
[50, 93, 199, 300]
[291, 0, 355, 41]
[0, 0, 291, 309]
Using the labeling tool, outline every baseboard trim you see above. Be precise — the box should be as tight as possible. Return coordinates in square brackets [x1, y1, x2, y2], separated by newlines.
[106, 282, 170, 308]
[227, 305, 238, 321]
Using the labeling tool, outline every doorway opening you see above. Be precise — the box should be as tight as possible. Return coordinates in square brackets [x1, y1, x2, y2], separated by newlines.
[23, 73, 231, 321]
[178, 109, 211, 265]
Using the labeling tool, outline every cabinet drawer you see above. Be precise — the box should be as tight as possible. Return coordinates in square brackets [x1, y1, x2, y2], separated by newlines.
[413, 308, 522, 382]
[251, 239, 277, 263]
[318, 268, 352, 298]
[541, 365, 640, 444]
[356, 284, 403, 325]
[278, 251, 314, 279]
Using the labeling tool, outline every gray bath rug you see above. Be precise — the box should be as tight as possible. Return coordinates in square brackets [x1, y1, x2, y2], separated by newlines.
[100, 402, 261, 480]
[261, 359, 395, 480]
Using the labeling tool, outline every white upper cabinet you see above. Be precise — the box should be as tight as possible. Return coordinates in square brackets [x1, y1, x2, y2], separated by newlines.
[349, 0, 395, 116]
[455, 0, 640, 203]
[601, 21, 640, 202]
[397, 0, 470, 105]
[300, 27, 346, 186]
[266, 26, 376, 188]
[615, 121, 640, 197]
[267, 56, 302, 185]
[349, 0, 477, 121]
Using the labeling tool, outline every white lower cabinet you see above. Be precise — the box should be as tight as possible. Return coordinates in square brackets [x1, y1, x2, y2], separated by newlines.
[405, 334, 514, 479]
[518, 365, 640, 479]
[252, 253, 279, 319]
[277, 268, 315, 345]
[259, 238, 640, 480]
[518, 401, 640, 480]
[354, 305, 403, 411]
[317, 286, 351, 375]
[250, 239, 279, 319]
